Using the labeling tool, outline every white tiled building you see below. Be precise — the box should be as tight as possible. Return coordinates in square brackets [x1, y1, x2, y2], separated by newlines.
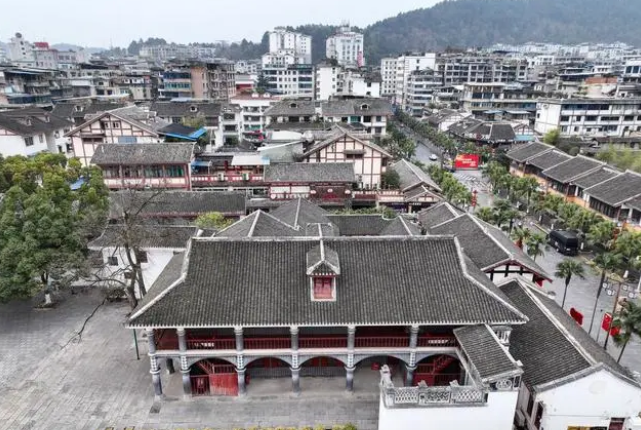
[326, 26, 364, 68]
[380, 54, 437, 103]
[263, 28, 312, 67]
[535, 98, 641, 138]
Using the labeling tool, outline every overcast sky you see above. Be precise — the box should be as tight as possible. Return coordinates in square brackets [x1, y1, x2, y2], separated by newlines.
[0, 0, 440, 48]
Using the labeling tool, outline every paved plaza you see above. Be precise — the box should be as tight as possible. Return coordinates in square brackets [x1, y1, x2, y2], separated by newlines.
[0, 292, 378, 430]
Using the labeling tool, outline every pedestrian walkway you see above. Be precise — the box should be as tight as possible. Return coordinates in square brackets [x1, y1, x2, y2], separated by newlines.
[0, 291, 380, 430]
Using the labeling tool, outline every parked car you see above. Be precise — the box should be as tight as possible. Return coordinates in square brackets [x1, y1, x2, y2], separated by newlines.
[429, 154, 439, 161]
[548, 230, 579, 256]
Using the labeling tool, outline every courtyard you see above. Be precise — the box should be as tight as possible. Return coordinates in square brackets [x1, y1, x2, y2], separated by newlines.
[0, 292, 379, 430]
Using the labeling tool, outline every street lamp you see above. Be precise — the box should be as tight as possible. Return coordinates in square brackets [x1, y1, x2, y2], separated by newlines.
[603, 280, 638, 350]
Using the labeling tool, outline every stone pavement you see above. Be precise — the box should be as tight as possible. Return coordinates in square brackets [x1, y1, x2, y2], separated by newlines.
[0, 291, 379, 430]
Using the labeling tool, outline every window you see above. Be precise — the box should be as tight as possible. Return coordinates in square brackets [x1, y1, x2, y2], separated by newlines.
[135, 250, 148, 263]
[112, 122, 121, 129]
[560, 115, 570, 122]
[363, 116, 372, 123]
[313, 277, 334, 300]
[345, 154, 364, 160]
[38, 134, 44, 143]
[118, 136, 137, 144]
[533, 402, 544, 429]
[107, 256, 118, 266]
[166, 166, 184, 177]
[609, 418, 625, 430]
[25, 137, 34, 147]
[526, 394, 534, 416]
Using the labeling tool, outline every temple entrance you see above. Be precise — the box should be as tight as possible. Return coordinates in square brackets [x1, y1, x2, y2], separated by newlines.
[246, 357, 290, 379]
[190, 358, 238, 396]
[413, 354, 462, 386]
[355, 356, 405, 392]
[299, 356, 346, 392]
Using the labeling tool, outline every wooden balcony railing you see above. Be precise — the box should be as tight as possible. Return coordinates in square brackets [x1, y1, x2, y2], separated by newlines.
[416, 335, 457, 347]
[355, 336, 408, 348]
[244, 337, 290, 350]
[299, 336, 348, 349]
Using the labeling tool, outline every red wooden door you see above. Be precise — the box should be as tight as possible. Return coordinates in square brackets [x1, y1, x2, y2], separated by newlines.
[209, 373, 238, 396]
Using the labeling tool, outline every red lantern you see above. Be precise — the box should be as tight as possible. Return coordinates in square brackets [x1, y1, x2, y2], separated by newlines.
[569, 308, 583, 325]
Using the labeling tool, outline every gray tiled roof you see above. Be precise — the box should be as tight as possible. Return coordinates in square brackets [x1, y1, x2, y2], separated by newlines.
[506, 142, 553, 163]
[572, 167, 620, 189]
[429, 214, 550, 279]
[379, 217, 421, 236]
[88, 225, 197, 249]
[108, 191, 246, 219]
[326, 214, 392, 236]
[527, 149, 572, 170]
[0, 108, 72, 136]
[542, 156, 604, 183]
[215, 211, 302, 237]
[488, 123, 517, 142]
[625, 195, 641, 212]
[264, 162, 356, 183]
[584, 171, 641, 206]
[418, 203, 462, 229]
[91, 143, 194, 165]
[454, 325, 521, 381]
[389, 159, 441, 192]
[321, 98, 393, 116]
[52, 102, 127, 121]
[501, 279, 634, 391]
[270, 198, 331, 228]
[150, 101, 221, 118]
[142, 252, 185, 306]
[128, 236, 527, 327]
[448, 118, 483, 136]
[264, 100, 316, 117]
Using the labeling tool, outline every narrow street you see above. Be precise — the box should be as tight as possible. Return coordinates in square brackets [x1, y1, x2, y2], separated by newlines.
[398, 120, 641, 375]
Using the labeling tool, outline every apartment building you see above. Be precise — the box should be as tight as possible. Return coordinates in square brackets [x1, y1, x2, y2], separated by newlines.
[535, 98, 641, 138]
[263, 28, 312, 67]
[230, 93, 281, 141]
[437, 58, 528, 86]
[262, 64, 314, 98]
[403, 69, 443, 116]
[394, 53, 437, 105]
[0, 67, 56, 105]
[461, 83, 539, 115]
[380, 57, 397, 97]
[316, 64, 380, 101]
[326, 26, 364, 67]
[190, 62, 236, 101]
[159, 69, 193, 100]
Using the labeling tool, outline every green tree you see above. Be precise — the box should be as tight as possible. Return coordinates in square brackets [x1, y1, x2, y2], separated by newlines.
[195, 212, 233, 230]
[514, 176, 540, 213]
[511, 227, 531, 250]
[0, 154, 108, 303]
[381, 169, 401, 189]
[587, 221, 618, 251]
[588, 252, 624, 334]
[492, 199, 519, 230]
[543, 128, 561, 146]
[525, 233, 547, 262]
[476, 207, 495, 224]
[567, 208, 602, 234]
[612, 300, 641, 363]
[555, 259, 586, 309]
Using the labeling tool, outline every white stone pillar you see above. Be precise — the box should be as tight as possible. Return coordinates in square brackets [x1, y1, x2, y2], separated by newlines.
[146, 328, 163, 398]
[177, 328, 191, 396]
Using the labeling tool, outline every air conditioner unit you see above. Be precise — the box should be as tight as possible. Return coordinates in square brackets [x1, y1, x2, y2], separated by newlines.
[515, 410, 526, 427]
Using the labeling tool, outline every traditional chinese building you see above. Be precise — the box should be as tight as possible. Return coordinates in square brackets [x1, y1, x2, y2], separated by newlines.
[91, 143, 194, 190]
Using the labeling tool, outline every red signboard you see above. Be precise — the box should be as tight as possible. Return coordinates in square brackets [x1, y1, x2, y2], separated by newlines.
[569, 308, 583, 325]
[454, 153, 480, 169]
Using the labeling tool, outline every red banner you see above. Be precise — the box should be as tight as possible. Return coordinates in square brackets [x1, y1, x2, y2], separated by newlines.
[602, 313, 621, 336]
[569, 308, 583, 325]
[454, 153, 480, 169]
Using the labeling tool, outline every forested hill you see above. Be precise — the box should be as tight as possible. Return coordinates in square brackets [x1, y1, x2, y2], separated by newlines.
[365, 0, 641, 63]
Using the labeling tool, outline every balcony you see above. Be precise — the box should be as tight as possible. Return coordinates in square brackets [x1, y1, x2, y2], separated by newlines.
[191, 173, 264, 186]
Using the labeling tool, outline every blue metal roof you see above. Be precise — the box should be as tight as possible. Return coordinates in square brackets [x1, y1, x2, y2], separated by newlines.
[70, 177, 86, 190]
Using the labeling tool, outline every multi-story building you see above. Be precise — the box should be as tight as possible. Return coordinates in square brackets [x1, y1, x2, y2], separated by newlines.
[139, 44, 217, 61]
[534, 98, 641, 138]
[403, 69, 443, 116]
[0, 67, 55, 105]
[461, 83, 539, 115]
[325, 26, 364, 68]
[380, 57, 397, 97]
[622, 61, 641, 84]
[262, 64, 314, 98]
[230, 93, 281, 141]
[189, 62, 236, 101]
[265, 27, 312, 65]
[315, 65, 380, 101]
[159, 69, 193, 100]
[315, 63, 341, 101]
[393, 54, 438, 105]
[6, 33, 34, 64]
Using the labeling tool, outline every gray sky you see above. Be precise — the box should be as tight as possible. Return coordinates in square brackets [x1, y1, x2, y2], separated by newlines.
[0, 0, 440, 48]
